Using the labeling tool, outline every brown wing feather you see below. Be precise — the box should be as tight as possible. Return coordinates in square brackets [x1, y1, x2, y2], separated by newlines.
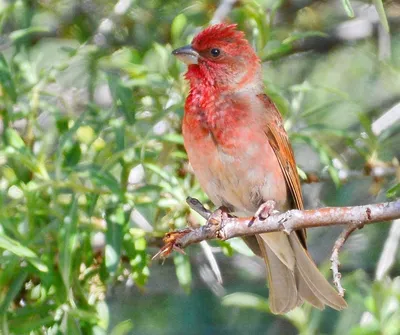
[258, 94, 307, 247]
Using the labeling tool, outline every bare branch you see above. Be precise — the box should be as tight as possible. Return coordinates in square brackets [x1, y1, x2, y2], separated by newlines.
[154, 198, 400, 293]
[154, 199, 400, 258]
[303, 162, 399, 184]
[375, 219, 400, 280]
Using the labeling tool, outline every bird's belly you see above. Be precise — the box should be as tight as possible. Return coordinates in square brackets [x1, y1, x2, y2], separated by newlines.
[184, 129, 289, 215]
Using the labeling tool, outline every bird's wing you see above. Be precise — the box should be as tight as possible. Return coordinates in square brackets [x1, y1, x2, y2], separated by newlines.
[257, 93, 307, 247]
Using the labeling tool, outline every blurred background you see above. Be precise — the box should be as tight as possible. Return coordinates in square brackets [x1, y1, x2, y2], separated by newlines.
[0, 0, 399, 334]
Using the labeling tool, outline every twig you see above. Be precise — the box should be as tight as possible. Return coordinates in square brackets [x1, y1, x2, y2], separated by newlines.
[303, 162, 398, 184]
[375, 219, 400, 280]
[330, 223, 361, 296]
[360, 218, 400, 324]
[186, 197, 211, 219]
[371, 102, 400, 136]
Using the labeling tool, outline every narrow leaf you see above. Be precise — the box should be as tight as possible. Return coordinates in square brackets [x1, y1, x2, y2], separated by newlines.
[9, 26, 50, 42]
[0, 270, 28, 315]
[0, 54, 17, 102]
[58, 196, 79, 290]
[341, 0, 355, 17]
[0, 234, 48, 272]
[373, 0, 390, 32]
[105, 205, 126, 276]
[387, 183, 400, 198]
[222, 292, 270, 312]
[173, 253, 192, 293]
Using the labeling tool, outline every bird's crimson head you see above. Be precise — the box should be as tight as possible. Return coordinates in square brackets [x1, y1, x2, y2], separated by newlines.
[172, 23, 261, 91]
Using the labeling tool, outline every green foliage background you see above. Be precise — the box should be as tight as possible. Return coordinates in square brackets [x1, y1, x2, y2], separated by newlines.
[0, 0, 399, 334]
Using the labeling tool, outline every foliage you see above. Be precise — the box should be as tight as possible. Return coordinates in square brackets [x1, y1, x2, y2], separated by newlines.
[0, 0, 399, 334]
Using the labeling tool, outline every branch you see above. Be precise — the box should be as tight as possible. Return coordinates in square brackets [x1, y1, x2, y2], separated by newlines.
[303, 161, 399, 184]
[330, 224, 359, 296]
[153, 198, 400, 292]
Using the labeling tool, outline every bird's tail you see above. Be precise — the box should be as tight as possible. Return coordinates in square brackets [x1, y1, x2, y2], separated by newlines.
[255, 232, 347, 314]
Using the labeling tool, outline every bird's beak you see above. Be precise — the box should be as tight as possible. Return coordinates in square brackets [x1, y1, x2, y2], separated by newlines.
[172, 45, 199, 65]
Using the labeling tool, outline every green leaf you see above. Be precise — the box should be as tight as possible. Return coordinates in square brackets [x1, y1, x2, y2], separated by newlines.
[262, 43, 293, 61]
[0, 53, 17, 102]
[8, 315, 55, 334]
[0, 234, 48, 272]
[108, 73, 136, 124]
[61, 312, 83, 335]
[124, 233, 149, 287]
[297, 166, 308, 181]
[0, 270, 28, 315]
[282, 31, 328, 44]
[226, 238, 254, 257]
[105, 205, 127, 277]
[387, 183, 400, 198]
[373, 0, 390, 32]
[171, 13, 187, 43]
[58, 196, 79, 291]
[161, 133, 184, 145]
[144, 163, 179, 186]
[90, 168, 122, 196]
[293, 133, 341, 186]
[110, 320, 134, 335]
[222, 292, 270, 312]
[341, 0, 355, 17]
[4, 128, 26, 149]
[173, 253, 192, 293]
[9, 26, 50, 43]
[63, 141, 82, 167]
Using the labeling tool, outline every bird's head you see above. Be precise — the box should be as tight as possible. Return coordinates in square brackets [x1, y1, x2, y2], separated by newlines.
[172, 23, 261, 92]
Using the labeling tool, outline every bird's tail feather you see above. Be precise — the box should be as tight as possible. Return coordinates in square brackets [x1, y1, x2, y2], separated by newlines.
[256, 232, 347, 314]
[289, 234, 348, 310]
[256, 234, 300, 313]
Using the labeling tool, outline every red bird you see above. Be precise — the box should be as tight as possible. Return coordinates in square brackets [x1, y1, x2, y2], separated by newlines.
[172, 23, 347, 314]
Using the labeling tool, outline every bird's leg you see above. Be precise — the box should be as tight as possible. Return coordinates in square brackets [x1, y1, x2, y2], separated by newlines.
[254, 200, 276, 220]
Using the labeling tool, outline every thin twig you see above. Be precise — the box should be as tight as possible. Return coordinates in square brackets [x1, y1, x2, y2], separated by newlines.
[303, 163, 399, 184]
[360, 218, 400, 324]
[375, 219, 400, 280]
[330, 223, 361, 296]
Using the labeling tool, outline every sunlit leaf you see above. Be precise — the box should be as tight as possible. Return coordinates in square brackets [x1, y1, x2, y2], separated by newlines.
[222, 292, 270, 312]
[171, 14, 187, 43]
[9, 26, 50, 42]
[341, 0, 355, 17]
[0, 270, 28, 315]
[373, 0, 390, 32]
[173, 253, 192, 293]
[386, 183, 400, 198]
[58, 196, 79, 290]
[0, 234, 48, 272]
[105, 204, 127, 277]
[0, 54, 17, 102]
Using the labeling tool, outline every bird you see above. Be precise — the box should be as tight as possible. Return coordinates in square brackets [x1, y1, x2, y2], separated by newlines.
[172, 23, 347, 314]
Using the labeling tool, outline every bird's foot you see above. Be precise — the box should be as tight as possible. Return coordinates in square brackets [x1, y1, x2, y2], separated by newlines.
[254, 200, 276, 220]
[207, 206, 229, 227]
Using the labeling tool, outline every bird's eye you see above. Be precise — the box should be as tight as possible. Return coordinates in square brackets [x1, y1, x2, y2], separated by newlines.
[210, 48, 221, 57]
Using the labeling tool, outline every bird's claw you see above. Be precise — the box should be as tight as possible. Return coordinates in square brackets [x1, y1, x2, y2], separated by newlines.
[254, 200, 276, 220]
[207, 206, 229, 227]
